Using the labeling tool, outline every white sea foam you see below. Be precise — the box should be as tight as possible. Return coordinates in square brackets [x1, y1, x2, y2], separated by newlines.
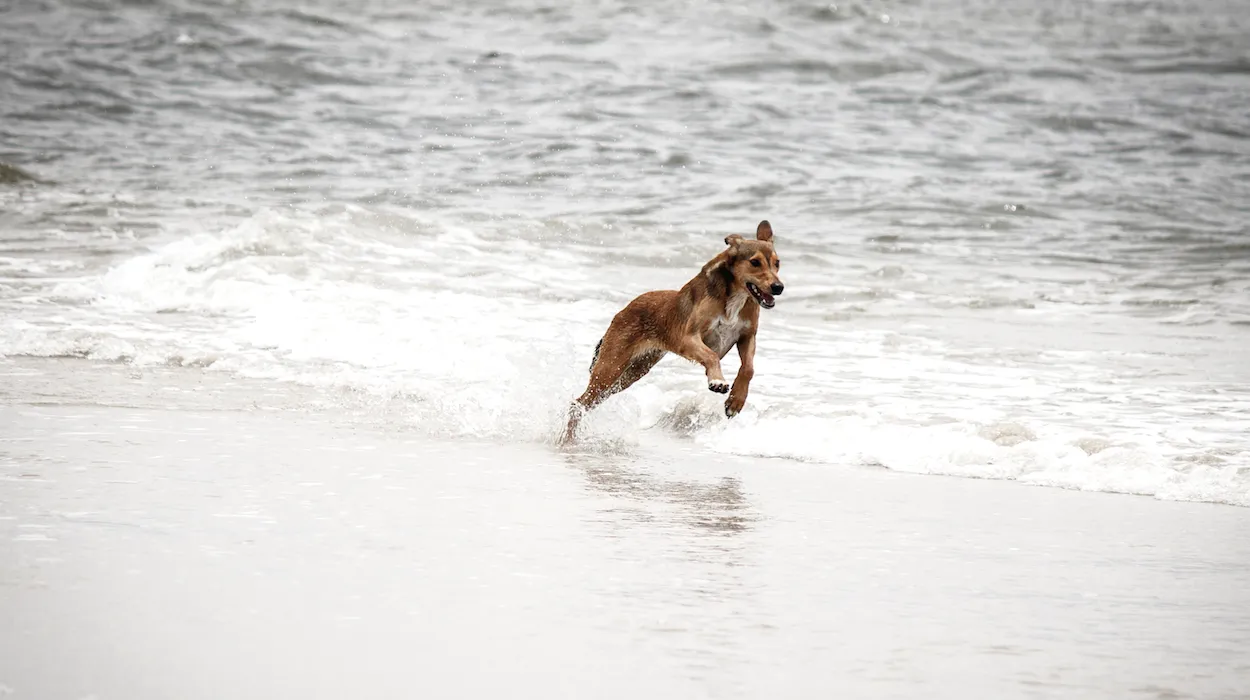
[2, 207, 1247, 506]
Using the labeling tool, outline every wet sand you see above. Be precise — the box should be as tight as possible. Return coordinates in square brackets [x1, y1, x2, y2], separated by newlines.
[1, 362, 1248, 700]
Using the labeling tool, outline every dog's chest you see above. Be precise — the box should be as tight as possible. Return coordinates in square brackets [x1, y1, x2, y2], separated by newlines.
[704, 293, 750, 356]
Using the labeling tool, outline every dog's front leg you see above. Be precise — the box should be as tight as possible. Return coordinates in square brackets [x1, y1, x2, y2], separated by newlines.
[674, 336, 730, 394]
[726, 333, 756, 418]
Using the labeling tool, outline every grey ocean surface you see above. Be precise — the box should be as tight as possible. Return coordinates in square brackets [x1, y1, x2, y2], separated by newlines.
[1, 0, 1250, 698]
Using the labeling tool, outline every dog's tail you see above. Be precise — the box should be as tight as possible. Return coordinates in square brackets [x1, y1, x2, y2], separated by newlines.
[589, 337, 603, 373]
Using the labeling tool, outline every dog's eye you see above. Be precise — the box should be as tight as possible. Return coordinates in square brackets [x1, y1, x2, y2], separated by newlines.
[750, 259, 761, 267]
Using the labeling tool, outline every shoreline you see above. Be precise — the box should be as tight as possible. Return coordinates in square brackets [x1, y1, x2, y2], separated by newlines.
[2, 355, 1246, 509]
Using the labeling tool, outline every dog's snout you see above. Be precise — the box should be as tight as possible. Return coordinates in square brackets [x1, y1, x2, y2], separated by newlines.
[770, 282, 784, 296]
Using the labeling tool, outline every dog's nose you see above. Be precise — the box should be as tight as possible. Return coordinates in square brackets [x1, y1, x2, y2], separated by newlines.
[770, 282, 784, 296]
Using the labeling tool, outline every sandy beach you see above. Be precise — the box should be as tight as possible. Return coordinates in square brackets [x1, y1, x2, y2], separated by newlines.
[2, 359, 1247, 699]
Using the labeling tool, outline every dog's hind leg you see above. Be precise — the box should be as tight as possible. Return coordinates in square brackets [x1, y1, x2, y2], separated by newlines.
[614, 350, 664, 395]
[589, 337, 603, 373]
[561, 343, 660, 444]
[562, 343, 628, 444]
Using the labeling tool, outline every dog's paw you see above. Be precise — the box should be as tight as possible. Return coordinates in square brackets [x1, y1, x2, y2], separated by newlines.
[708, 379, 730, 394]
[725, 395, 745, 418]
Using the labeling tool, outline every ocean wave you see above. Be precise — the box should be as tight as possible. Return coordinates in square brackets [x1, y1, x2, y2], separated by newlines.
[645, 396, 1250, 508]
[2, 206, 1248, 508]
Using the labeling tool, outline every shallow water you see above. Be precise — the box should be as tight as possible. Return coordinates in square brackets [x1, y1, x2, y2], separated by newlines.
[2, 0, 1249, 504]
[2, 384, 1249, 699]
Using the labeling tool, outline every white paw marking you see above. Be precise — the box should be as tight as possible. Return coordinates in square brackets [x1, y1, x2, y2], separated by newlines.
[708, 379, 730, 393]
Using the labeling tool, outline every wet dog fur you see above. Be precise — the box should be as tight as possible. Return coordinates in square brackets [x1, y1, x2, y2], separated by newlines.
[561, 220, 784, 443]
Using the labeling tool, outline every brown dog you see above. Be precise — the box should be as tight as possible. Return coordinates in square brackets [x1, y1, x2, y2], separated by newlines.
[561, 220, 784, 443]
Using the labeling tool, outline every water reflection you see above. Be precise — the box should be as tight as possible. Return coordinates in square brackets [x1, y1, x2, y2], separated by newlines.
[560, 450, 766, 685]
[562, 451, 755, 536]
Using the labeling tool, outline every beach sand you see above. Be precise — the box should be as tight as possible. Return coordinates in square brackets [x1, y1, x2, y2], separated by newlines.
[2, 359, 1248, 699]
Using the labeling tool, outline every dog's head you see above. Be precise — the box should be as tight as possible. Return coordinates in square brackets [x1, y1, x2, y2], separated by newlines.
[720, 220, 784, 309]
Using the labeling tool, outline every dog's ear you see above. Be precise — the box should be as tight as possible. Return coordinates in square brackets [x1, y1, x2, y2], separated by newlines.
[755, 220, 774, 242]
[706, 238, 738, 283]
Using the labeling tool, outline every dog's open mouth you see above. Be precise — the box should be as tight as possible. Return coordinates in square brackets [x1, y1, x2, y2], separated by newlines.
[747, 283, 776, 309]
